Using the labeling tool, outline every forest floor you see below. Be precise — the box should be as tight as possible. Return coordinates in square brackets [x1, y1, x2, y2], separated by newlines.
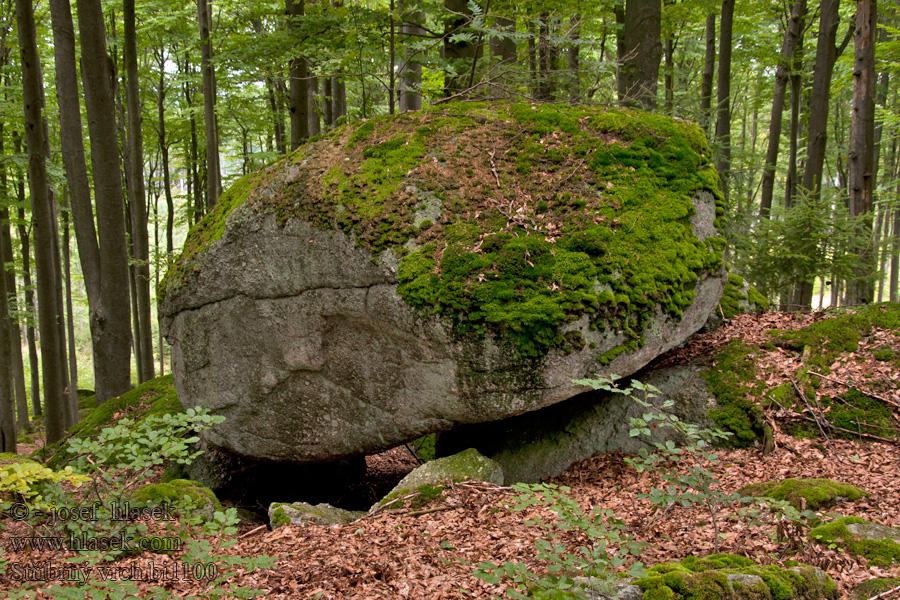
[3, 311, 900, 599]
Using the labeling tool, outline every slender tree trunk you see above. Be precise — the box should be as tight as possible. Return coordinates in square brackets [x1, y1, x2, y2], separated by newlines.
[399, 0, 424, 112]
[124, 0, 154, 382]
[156, 51, 175, 261]
[618, 0, 662, 109]
[323, 76, 333, 127]
[784, 31, 804, 209]
[16, 200, 40, 416]
[308, 70, 321, 135]
[700, 13, 715, 136]
[16, 0, 68, 443]
[443, 0, 474, 97]
[759, 0, 806, 218]
[330, 0, 346, 123]
[891, 202, 899, 302]
[568, 15, 580, 103]
[61, 192, 79, 421]
[198, 0, 221, 203]
[844, 0, 877, 305]
[0, 202, 12, 450]
[490, 15, 516, 67]
[527, 20, 538, 96]
[75, 0, 134, 404]
[286, 0, 309, 148]
[715, 0, 734, 204]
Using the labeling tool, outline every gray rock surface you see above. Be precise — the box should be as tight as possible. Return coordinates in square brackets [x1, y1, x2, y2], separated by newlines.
[160, 195, 724, 468]
[436, 365, 718, 484]
[846, 522, 900, 543]
[268, 501, 363, 527]
[374, 448, 503, 511]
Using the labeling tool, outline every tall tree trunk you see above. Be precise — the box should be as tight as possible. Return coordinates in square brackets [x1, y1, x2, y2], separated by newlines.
[568, 15, 580, 103]
[198, 0, 221, 203]
[286, 0, 309, 148]
[61, 192, 79, 421]
[16, 0, 68, 443]
[801, 0, 846, 200]
[124, 0, 154, 382]
[536, 12, 553, 101]
[308, 70, 321, 135]
[490, 15, 516, 66]
[443, 0, 474, 97]
[399, 0, 424, 111]
[715, 0, 734, 204]
[156, 50, 175, 261]
[0, 123, 29, 433]
[75, 0, 134, 404]
[618, 0, 662, 109]
[16, 201, 40, 416]
[759, 0, 806, 218]
[0, 202, 12, 450]
[330, 0, 346, 123]
[844, 0, 877, 305]
[322, 76, 333, 127]
[784, 30, 804, 209]
[700, 13, 715, 136]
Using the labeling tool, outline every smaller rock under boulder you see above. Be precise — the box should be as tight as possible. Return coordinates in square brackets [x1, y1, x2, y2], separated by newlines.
[268, 502, 364, 528]
[373, 448, 503, 511]
[130, 479, 222, 521]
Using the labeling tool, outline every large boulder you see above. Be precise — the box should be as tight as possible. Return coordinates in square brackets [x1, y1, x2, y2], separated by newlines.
[159, 103, 727, 478]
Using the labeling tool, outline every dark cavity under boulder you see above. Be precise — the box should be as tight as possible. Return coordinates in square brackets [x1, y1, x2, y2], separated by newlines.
[159, 102, 727, 497]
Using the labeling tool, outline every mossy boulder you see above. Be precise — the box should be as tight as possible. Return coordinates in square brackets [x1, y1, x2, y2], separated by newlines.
[374, 448, 503, 510]
[637, 554, 838, 600]
[130, 479, 222, 521]
[268, 501, 364, 528]
[850, 577, 900, 600]
[739, 478, 867, 510]
[40, 375, 181, 469]
[720, 272, 769, 320]
[159, 103, 727, 471]
[809, 517, 900, 567]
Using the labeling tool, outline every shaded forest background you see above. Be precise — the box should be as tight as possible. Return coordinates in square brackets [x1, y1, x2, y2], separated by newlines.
[0, 0, 898, 450]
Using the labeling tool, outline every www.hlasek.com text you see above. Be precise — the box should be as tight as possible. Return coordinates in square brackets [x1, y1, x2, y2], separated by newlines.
[6, 560, 217, 582]
[7, 533, 183, 553]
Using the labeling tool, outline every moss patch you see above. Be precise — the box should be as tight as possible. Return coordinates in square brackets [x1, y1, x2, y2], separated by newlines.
[850, 577, 900, 600]
[166, 103, 725, 360]
[738, 478, 867, 510]
[809, 517, 900, 567]
[721, 272, 770, 319]
[703, 340, 766, 447]
[637, 554, 837, 600]
[130, 479, 222, 520]
[770, 303, 900, 373]
[40, 375, 181, 469]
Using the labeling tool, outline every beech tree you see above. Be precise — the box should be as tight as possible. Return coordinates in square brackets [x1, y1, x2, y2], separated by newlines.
[618, 0, 662, 109]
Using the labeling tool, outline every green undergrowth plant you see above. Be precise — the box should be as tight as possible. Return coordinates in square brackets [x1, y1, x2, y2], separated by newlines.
[473, 482, 645, 599]
[0, 408, 275, 599]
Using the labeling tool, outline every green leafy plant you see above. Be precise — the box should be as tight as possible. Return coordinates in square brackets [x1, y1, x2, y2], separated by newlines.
[473, 482, 645, 599]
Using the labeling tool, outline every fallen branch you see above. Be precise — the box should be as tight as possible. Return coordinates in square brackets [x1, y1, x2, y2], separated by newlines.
[789, 377, 844, 463]
[807, 371, 900, 411]
[867, 585, 900, 600]
[239, 524, 268, 539]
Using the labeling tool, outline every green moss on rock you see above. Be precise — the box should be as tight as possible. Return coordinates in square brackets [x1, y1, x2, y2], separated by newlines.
[721, 272, 770, 319]
[41, 375, 181, 469]
[703, 340, 766, 447]
[738, 478, 867, 510]
[130, 478, 222, 520]
[166, 103, 725, 360]
[810, 517, 900, 567]
[637, 554, 837, 600]
[850, 577, 900, 600]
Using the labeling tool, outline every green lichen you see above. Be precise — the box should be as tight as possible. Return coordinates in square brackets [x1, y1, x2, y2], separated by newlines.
[809, 517, 900, 567]
[165, 103, 725, 361]
[637, 554, 837, 600]
[703, 340, 766, 447]
[738, 478, 867, 510]
[41, 375, 181, 468]
[130, 478, 222, 519]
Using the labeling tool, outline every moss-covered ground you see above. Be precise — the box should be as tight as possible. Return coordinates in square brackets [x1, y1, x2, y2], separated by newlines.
[163, 103, 726, 359]
[702, 339, 767, 447]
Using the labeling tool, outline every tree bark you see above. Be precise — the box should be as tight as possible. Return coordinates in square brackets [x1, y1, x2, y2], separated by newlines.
[15, 201, 40, 417]
[198, 0, 221, 203]
[399, 0, 424, 112]
[618, 0, 662, 109]
[759, 0, 806, 218]
[444, 0, 475, 97]
[490, 15, 516, 66]
[784, 30, 804, 209]
[0, 201, 12, 450]
[155, 50, 175, 260]
[75, 0, 134, 404]
[61, 192, 79, 421]
[844, 0, 877, 305]
[715, 0, 734, 204]
[700, 13, 715, 135]
[286, 0, 309, 148]
[308, 70, 321, 135]
[124, 0, 154, 383]
[16, 0, 68, 443]
[568, 15, 580, 103]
